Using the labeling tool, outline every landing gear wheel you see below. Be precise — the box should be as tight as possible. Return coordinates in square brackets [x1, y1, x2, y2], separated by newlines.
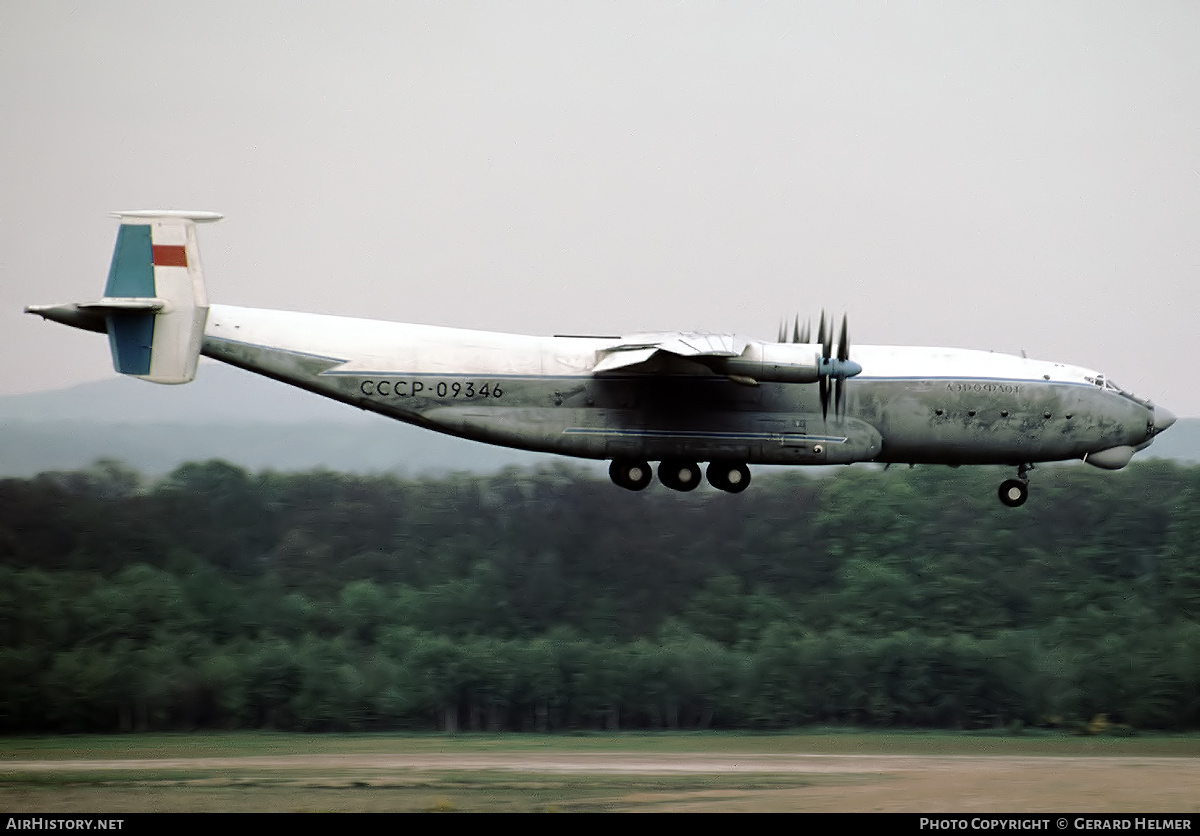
[658, 460, 702, 492]
[609, 459, 652, 491]
[998, 479, 1028, 508]
[706, 462, 751, 493]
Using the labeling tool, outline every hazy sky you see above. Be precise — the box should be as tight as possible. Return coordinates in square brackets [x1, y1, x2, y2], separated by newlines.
[5, 2, 1199, 414]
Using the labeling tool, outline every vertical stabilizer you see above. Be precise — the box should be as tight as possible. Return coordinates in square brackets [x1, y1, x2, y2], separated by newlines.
[89, 210, 222, 384]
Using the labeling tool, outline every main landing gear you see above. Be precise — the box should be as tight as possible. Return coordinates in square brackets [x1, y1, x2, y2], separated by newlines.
[998, 463, 1033, 508]
[706, 461, 751, 494]
[658, 460, 702, 492]
[609, 459, 653, 492]
[608, 458, 751, 494]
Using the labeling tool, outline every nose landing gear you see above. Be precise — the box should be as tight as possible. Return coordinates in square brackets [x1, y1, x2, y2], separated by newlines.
[998, 463, 1033, 507]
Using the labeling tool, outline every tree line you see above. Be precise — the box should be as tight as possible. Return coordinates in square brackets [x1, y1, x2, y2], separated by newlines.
[1, 458, 1197, 733]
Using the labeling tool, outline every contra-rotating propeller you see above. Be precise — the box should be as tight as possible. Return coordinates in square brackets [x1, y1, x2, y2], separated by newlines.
[834, 314, 851, 420]
[778, 316, 812, 345]
[779, 310, 859, 421]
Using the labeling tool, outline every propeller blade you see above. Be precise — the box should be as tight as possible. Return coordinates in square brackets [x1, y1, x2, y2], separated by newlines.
[819, 311, 831, 360]
[836, 377, 845, 418]
[777, 320, 786, 343]
[820, 375, 830, 422]
[837, 313, 850, 361]
[792, 316, 801, 344]
[799, 320, 810, 344]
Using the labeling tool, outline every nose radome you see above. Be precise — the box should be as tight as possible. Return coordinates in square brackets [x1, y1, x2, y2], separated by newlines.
[1153, 405, 1177, 434]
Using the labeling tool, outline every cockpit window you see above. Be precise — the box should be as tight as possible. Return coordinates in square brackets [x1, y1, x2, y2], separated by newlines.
[1086, 375, 1122, 391]
[1087, 375, 1148, 405]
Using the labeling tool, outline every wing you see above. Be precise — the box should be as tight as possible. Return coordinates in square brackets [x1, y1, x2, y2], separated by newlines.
[593, 332, 752, 375]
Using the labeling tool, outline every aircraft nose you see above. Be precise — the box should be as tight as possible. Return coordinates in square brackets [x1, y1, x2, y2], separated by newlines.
[1153, 405, 1177, 434]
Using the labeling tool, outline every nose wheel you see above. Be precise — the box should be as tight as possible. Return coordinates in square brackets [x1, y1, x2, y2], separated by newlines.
[998, 464, 1033, 507]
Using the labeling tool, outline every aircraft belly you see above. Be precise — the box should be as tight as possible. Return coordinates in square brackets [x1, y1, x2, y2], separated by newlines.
[418, 404, 883, 464]
[419, 406, 751, 460]
[399, 376, 775, 460]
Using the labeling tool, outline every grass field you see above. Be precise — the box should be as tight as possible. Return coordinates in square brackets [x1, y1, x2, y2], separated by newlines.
[3, 731, 1199, 813]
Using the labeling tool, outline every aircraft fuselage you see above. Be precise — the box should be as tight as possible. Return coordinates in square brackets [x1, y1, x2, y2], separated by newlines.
[202, 305, 1158, 470]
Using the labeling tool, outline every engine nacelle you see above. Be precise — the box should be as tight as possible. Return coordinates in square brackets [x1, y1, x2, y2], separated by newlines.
[716, 343, 861, 384]
[717, 342, 821, 383]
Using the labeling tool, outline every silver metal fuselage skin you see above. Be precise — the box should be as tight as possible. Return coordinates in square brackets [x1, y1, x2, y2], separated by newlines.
[202, 305, 1158, 468]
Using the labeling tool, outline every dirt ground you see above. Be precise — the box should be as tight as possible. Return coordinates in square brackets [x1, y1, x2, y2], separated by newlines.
[4, 752, 1199, 812]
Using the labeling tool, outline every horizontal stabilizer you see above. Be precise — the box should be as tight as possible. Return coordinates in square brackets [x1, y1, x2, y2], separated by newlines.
[79, 298, 167, 313]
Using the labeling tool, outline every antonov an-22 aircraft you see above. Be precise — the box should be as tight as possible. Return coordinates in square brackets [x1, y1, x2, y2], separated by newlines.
[27, 211, 1177, 506]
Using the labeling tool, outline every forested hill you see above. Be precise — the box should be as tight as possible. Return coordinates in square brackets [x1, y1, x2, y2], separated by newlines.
[2, 460, 1198, 733]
